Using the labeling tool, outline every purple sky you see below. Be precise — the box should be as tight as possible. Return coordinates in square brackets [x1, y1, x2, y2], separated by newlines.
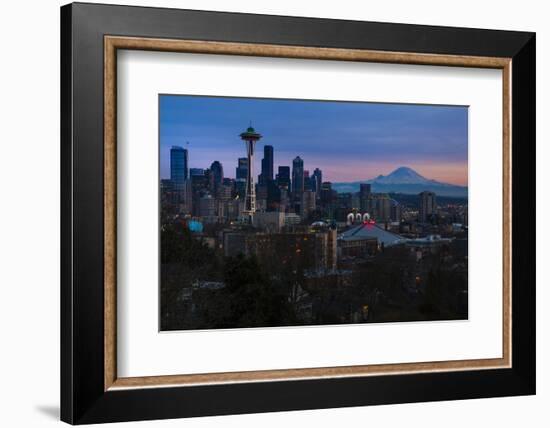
[160, 95, 468, 185]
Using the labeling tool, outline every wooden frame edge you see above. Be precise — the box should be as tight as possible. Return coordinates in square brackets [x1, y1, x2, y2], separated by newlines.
[110, 357, 508, 390]
[105, 35, 511, 68]
[104, 37, 117, 390]
[103, 35, 512, 391]
[502, 61, 513, 369]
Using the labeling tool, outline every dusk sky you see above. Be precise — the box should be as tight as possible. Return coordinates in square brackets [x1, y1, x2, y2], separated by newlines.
[159, 95, 468, 186]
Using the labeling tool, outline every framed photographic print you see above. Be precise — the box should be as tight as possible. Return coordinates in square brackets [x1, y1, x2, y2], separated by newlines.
[61, 2, 535, 424]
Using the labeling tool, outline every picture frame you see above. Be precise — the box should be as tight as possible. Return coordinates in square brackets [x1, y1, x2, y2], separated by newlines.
[61, 2, 535, 424]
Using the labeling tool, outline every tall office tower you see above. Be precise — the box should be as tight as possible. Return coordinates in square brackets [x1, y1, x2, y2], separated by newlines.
[337, 193, 353, 211]
[259, 145, 274, 185]
[265, 179, 281, 212]
[239, 125, 262, 220]
[360, 183, 371, 198]
[210, 161, 224, 195]
[419, 191, 436, 223]
[312, 168, 323, 194]
[359, 183, 372, 211]
[236, 157, 248, 180]
[292, 156, 304, 207]
[320, 181, 333, 202]
[170, 146, 188, 189]
[276, 166, 291, 190]
[377, 195, 392, 222]
[303, 170, 312, 190]
[301, 190, 316, 218]
[391, 201, 402, 222]
[319, 181, 335, 219]
[189, 169, 206, 189]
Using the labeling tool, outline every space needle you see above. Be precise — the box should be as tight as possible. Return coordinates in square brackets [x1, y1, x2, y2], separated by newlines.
[239, 124, 262, 222]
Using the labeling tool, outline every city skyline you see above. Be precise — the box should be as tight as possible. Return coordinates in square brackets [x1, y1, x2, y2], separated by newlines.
[160, 94, 469, 331]
[160, 95, 468, 186]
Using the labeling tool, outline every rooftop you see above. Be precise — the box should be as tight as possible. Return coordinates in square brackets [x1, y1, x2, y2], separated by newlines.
[338, 223, 406, 247]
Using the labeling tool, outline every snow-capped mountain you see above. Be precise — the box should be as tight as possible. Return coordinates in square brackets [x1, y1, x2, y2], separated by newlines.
[332, 166, 468, 197]
[369, 166, 434, 185]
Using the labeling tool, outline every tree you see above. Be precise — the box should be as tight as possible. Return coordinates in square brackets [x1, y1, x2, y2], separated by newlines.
[160, 221, 222, 330]
[419, 268, 442, 319]
[161, 221, 217, 268]
[221, 255, 296, 328]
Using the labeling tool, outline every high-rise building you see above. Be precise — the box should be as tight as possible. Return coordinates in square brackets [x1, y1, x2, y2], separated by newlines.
[360, 183, 371, 198]
[377, 195, 392, 222]
[419, 191, 436, 223]
[359, 183, 371, 212]
[259, 145, 274, 185]
[163, 178, 193, 215]
[301, 190, 316, 218]
[265, 179, 282, 212]
[236, 157, 248, 180]
[198, 194, 217, 218]
[292, 156, 304, 209]
[304, 170, 315, 191]
[218, 183, 233, 201]
[320, 181, 337, 218]
[189, 168, 208, 216]
[312, 168, 323, 194]
[320, 182, 335, 206]
[210, 161, 224, 195]
[391, 200, 402, 222]
[239, 126, 262, 220]
[252, 211, 285, 233]
[170, 146, 188, 189]
[276, 166, 291, 190]
[337, 193, 353, 210]
[361, 193, 391, 221]
[189, 168, 204, 177]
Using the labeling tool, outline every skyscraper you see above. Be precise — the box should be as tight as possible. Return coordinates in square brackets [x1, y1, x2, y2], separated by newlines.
[377, 195, 392, 222]
[170, 146, 188, 189]
[236, 157, 248, 180]
[303, 170, 311, 190]
[359, 183, 372, 212]
[419, 191, 436, 223]
[391, 200, 402, 222]
[259, 145, 274, 185]
[189, 168, 204, 177]
[301, 190, 316, 218]
[276, 166, 291, 190]
[312, 168, 323, 194]
[319, 181, 337, 219]
[360, 183, 371, 198]
[210, 161, 224, 195]
[292, 156, 304, 210]
[321, 182, 335, 206]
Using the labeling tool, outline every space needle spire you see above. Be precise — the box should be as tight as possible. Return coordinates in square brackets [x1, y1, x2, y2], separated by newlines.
[239, 124, 262, 222]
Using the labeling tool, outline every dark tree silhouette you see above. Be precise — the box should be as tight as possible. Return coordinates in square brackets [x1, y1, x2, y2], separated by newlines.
[221, 255, 296, 328]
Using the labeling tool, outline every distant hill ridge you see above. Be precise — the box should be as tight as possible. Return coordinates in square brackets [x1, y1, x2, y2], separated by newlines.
[332, 166, 468, 197]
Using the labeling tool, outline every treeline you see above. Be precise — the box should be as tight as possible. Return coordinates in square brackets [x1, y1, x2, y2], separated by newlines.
[160, 223, 298, 330]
